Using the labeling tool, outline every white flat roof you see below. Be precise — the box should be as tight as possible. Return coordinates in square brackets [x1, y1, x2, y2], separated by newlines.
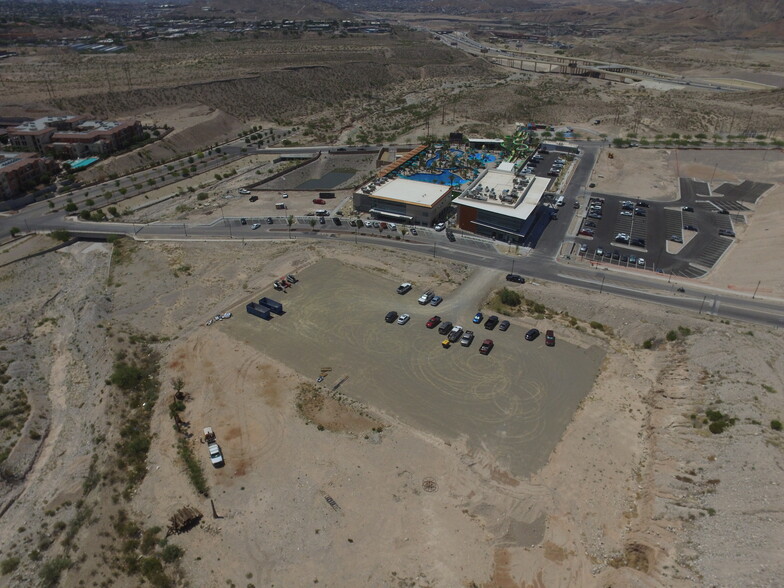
[497, 161, 515, 172]
[366, 178, 451, 208]
[455, 174, 550, 221]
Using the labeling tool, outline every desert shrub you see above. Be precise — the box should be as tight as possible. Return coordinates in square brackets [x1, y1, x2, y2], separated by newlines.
[642, 339, 653, 349]
[499, 288, 521, 306]
[666, 330, 678, 341]
[1, 556, 20, 574]
[50, 230, 71, 242]
[177, 438, 209, 497]
[160, 544, 183, 563]
[39, 556, 72, 588]
[772, 420, 783, 432]
[197, 193, 208, 201]
[110, 362, 145, 391]
[589, 321, 604, 331]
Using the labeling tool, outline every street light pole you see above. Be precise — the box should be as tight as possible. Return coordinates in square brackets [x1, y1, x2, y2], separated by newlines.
[599, 273, 606, 293]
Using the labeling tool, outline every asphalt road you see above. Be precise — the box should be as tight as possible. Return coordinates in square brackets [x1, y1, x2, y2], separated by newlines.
[1, 141, 781, 329]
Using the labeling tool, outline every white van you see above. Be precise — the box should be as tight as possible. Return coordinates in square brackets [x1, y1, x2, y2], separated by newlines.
[555, 196, 565, 207]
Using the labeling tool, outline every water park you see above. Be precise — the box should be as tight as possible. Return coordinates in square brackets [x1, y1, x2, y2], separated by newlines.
[390, 146, 497, 187]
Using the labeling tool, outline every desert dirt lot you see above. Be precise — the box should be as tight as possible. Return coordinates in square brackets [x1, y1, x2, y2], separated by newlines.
[223, 258, 604, 478]
[0, 238, 782, 587]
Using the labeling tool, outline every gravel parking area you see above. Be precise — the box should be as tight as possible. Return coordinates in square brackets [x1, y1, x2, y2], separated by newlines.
[223, 258, 604, 477]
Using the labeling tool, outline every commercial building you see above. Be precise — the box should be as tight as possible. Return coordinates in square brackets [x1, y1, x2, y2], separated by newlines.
[353, 177, 453, 226]
[0, 151, 59, 201]
[7, 115, 142, 158]
[454, 168, 552, 245]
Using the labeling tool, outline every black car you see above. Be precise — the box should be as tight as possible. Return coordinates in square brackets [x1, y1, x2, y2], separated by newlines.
[446, 230, 456, 242]
[525, 328, 540, 341]
[266, 217, 273, 224]
[636, 201, 649, 208]
[438, 321, 453, 335]
[333, 217, 342, 226]
[683, 224, 698, 232]
[249, 195, 259, 202]
[385, 311, 398, 323]
[631, 237, 646, 247]
[681, 206, 694, 212]
[240, 218, 247, 225]
[485, 315, 499, 330]
[506, 274, 525, 284]
[612, 250, 620, 260]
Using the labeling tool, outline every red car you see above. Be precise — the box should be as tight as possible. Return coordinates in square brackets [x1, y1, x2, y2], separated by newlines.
[545, 330, 555, 347]
[479, 339, 494, 355]
[426, 315, 441, 329]
[313, 198, 326, 205]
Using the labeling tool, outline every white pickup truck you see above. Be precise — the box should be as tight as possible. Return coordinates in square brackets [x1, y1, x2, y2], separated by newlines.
[203, 427, 224, 467]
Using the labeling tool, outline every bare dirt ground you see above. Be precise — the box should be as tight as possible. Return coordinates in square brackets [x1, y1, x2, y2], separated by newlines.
[0, 237, 781, 587]
[589, 147, 784, 295]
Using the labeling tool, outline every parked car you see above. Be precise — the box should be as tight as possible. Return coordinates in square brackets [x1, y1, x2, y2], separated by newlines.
[631, 238, 646, 247]
[430, 295, 443, 306]
[319, 216, 326, 224]
[251, 223, 261, 230]
[333, 217, 342, 226]
[434, 222, 446, 231]
[239, 188, 250, 195]
[637, 257, 646, 266]
[240, 218, 247, 225]
[397, 282, 412, 295]
[629, 255, 638, 264]
[460, 330, 475, 347]
[446, 230, 456, 242]
[683, 224, 698, 231]
[499, 320, 510, 332]
[579, 244, 588, 253]
[545, 330, 555, 347]
[438, 321, 453, 335]
[397, 313, 410, 325]
[525, 328, 540, 341]
[578, 229, 595, 237]
[506, 274, 525, 283]
[596, 247, 604, 257]
[472, 312, 484, 324]
[669, 235, 683, 243]
[249, 195, 259, 202]
[426, 315, 441, 329]
[385, 311, 398, 323]
[313, 198, 326, 205]
[266, 217, 273, 224]
[447, 325, 464, 343]
[479, 339, 494, 355]
[682, 206, 694, 212]
[410, 227, 418, 235]
[636, 201, 649, 208]
[718, 228, 736, 237]
[485, 315, 499, 330]
[418, 290, 434, 305]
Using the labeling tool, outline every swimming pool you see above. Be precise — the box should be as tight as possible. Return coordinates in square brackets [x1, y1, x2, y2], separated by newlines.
[407, 171, 469, 185]
[69, 157, 100, 170]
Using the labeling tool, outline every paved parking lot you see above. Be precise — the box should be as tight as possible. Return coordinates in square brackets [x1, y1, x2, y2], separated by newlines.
[223, 258, 603, 477]
[572, 174, 763, 276]
[714, 180, 773, 202]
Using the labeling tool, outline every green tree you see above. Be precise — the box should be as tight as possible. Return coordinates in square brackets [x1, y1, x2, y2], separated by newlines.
[287, 214, 294, 238]
[9, 226, 21, 237]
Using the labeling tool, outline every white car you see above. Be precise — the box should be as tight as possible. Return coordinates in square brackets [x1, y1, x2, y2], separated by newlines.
[397, 313, 410, 325]
[239, 188, 250, 195]
[434, 222, 446, 231]
[251, 223, 261, 230]
[388, 223, 397, 231]
[365, 220, 374, 228]
[637, 257, 645, 266]
[281, 193, 289, 198]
